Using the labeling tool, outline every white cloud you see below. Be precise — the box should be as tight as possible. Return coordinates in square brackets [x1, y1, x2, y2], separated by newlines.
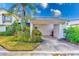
[41, 3, 48, 8]
[53, 9, 61, 17]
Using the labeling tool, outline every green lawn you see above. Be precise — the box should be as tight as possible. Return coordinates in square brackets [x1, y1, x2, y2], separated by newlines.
[0, 36, 40, 51]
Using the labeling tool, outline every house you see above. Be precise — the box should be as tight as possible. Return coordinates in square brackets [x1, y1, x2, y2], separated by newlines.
[32, 17, 66, 39]
[0, 8, 20, 32]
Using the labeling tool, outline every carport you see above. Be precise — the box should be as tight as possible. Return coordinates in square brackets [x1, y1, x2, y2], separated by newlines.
[32, 18, 66, 39]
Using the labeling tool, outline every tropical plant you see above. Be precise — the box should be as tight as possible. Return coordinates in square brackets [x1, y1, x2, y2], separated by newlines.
[5, 3, 42, 43]
[9, 3, 36, 32]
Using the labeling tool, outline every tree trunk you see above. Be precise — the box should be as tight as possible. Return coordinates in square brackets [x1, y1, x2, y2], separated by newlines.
[21, 5, 26, 32]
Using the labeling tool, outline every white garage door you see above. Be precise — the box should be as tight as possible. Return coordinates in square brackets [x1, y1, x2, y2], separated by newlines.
[36, 24, 54, 36]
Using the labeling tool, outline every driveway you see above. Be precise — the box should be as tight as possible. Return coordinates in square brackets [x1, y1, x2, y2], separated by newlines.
[35, 36, 79, 51]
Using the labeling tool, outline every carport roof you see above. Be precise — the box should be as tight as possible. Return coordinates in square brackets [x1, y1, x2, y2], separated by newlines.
[32, 17, 67, 25]
[32, 17, 67, 21]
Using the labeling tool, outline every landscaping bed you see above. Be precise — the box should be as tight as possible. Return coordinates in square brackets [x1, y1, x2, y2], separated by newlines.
[0, 20, 42, 51]
[0, 36, 40, 51]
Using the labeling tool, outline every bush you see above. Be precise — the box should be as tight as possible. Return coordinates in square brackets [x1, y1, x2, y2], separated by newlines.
[11, 21, 21, 32]
[10, 26, 42, 43]
[0, 20, 42, 43]
[32, 28, 42, 42]
[15, 31, 30, 41]
[65, 26, 79, 43]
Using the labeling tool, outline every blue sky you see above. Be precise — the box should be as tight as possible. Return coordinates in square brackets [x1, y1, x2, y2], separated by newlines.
[0, 3, 79, 20]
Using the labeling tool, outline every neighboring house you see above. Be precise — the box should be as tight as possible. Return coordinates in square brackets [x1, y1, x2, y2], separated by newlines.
[67, 20, 79, 26]
[0, 8, 20, 32]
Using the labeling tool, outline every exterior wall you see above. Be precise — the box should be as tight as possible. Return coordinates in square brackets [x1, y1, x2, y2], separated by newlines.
[0, 9, 7, 24]
[0, 9, 17, 25]
[34, 24, 64, 39]
[0, 9, 17, 32]
[58, 24, 64, 39]
[53, 24, 64, 39]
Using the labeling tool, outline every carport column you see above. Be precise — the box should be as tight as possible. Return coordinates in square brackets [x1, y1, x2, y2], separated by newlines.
[53, 24, 64, 39]
[30, 22, 33, 36]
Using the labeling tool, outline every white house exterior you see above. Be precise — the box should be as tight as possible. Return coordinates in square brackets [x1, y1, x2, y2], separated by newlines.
[32, 18, 66, 39]
[0, 8, 17, 25]
[0, 8, 18, 32]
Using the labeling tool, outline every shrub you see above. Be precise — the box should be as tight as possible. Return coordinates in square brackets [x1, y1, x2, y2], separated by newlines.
[11, 21, 21, 32]
[32, 28, 42, 42]
[0, 20, 42, 43]
[65, 26, 79, 43]
[13, 22, 42, 43]
[10, 26, 42, 43]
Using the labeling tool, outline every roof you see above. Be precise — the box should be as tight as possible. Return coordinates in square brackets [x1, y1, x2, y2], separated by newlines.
[32, 17, 66, 25]
[33, 17, 67, 20]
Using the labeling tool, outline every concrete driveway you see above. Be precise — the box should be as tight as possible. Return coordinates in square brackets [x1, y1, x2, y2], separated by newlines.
[35, 36, 79, 51]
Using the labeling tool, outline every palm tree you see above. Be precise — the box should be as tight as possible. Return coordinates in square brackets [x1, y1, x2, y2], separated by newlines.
[8, 3, 36, 32]
[21, 3, 36, 32]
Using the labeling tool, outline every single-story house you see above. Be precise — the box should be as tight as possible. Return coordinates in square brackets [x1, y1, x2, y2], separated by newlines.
[32, 17, 66, 39]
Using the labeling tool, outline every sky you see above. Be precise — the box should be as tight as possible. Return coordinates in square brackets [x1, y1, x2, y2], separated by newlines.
[0, 3, 79, 20]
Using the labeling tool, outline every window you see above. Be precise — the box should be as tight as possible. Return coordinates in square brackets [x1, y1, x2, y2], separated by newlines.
[2, 15, 12, 23]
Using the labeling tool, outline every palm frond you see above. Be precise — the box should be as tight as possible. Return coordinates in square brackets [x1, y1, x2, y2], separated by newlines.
[28, 3, 36, 13]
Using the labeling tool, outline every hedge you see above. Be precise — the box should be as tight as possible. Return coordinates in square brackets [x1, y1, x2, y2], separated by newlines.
[65, 26, 79, 43]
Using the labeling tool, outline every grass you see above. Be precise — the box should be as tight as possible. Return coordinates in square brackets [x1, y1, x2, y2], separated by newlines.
[0, 36, 40, 51]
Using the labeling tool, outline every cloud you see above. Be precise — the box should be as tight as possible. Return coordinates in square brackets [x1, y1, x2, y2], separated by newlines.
[41, 3, 48, 8]
[53, 9, 61, 17]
